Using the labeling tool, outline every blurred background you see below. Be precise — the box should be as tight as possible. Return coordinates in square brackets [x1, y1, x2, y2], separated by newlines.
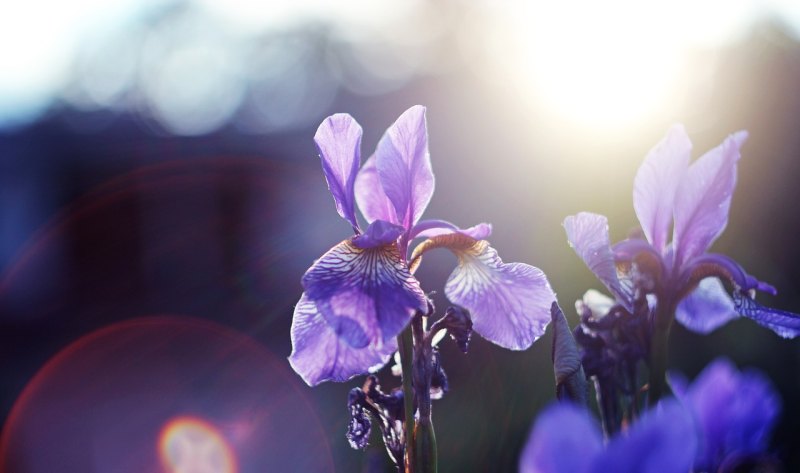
[1, 0, 800, 471]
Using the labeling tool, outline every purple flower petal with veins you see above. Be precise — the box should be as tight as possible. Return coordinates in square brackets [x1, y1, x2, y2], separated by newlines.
[412, 233, 555, 350]
[289, 294, 398, 386]
[302, 239, 426, 347]
[375, 105, 434, 231]
[314, 113, 363, 231]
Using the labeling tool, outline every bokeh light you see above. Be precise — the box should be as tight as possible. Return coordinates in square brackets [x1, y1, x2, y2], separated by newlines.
[159, 416, 237, 473]
[0, 316, 333, 472]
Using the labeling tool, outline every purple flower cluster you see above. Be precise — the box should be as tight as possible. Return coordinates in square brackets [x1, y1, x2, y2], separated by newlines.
[520, 358, 781, 473]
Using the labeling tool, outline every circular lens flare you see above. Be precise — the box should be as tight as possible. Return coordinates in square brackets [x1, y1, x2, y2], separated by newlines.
[159, 416, 237, 473]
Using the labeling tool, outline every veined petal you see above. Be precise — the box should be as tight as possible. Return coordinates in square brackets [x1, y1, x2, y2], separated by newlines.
[352, 220, 404, 249]
[591, 399, 696, 473]
[411, 219, 492, 240]
[519, 403, 603, 473]
[676, 278, 738, 334]
[314, 113, 363, 230]
[412, 233, 556, 350]
[289, 294, 397, 386]
[375, 105, 434, 230]
[564, 212, 632, 308]
[733, 294, 800, 339]
[673, 130, 748, 267]
[633, 125, 691, 252]
[302, 239, 427, 347]
[354, 155, 398, 225]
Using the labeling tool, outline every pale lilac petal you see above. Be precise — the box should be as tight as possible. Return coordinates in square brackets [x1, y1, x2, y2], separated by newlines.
[564, 213, 632, 308]
[354, 155, 398, 225]
[314, 113, 363, 230]
[633, 125, 692, 252]
[673, 358, 781, 471]
[673, 131, 748, 267]
[375, 105, 434, 230]
[519, 403, 603, 473]
[438, 237, 555, 350]
[302, 239, 427, 347]
[411, 219, 492, 240]
[352, 220, 404, 249]
[676, 277, 738, 334]
[289, 294, 397, 386]
[591, 399, 696, 473]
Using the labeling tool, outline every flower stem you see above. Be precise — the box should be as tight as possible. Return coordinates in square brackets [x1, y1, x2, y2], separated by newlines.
[398, 326, 416, 473]
[411, 316, 437, 473]
[648, 300, 675, 407]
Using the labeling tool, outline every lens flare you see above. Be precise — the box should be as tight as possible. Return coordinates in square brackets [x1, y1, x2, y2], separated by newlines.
[159, 416, 237, 473]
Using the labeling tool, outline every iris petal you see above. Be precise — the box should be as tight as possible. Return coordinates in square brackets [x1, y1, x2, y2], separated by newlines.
[519, 403, 603, 473]
[411, 219, 492, 240]
[633, 124, 691, 252]
[591, 399, 696, 473]
[413, 233, 555, 350]
[375, 105, 435, 230]
[302, 239, 427, 347]
[676, 278, 738, 334]
[564, 212, 633, 308]
[673, 131, 747, 267]
[314, 113, 363, 230]
[289, 294, 397, 386]
[354, 155, 398, 225]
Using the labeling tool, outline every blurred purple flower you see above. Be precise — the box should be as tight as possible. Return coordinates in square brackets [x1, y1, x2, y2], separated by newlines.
[519, 399, 696, 473]
[564, 125, 800, 338]
[669, 358, 781, 472]
[521, 358, 780, 473]
[289, 106, 556, 386]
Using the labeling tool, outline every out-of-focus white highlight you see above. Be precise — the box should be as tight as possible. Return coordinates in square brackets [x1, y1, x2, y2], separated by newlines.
[159, 416, 237, 473]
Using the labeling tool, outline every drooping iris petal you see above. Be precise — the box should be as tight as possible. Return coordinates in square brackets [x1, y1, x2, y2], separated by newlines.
[671, 358, 780, 472]
[673, 131, 748, 267]
[302, 239, 427, 347]
[314, 113, 363, 230]
[375, 105, 434, 230]
[354, 155, 398, 225]
[632, 124, 691, 252]
[591, 399, 697, 473]
[733, 294, 800, 339]
[675, 277, 738, 334]
[412, 233, 555, 350]
[411, 219, 492, 240]
[519, 403, 603, 473]
[564, 212, 632, 308]
[289, 294, 398, 386]
[352, 220, 404, 249]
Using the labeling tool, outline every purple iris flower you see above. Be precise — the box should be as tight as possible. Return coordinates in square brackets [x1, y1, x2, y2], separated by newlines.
[289, 106, 555, 386]
[521, 358, 780, 473]
[564, 125, 800, 338]
[519, 399, 697, 473]
[669, 358, 781, 472]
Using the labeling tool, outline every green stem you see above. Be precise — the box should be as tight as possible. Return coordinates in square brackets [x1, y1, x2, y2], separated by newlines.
[411, 316, 437, 473]
[648, 301, 675, 407]
[398, 327, 416, 473]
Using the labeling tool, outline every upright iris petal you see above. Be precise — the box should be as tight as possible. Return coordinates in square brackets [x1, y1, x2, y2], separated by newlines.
[314, 113, 363, 231]
[672, 131, 747, 268]
[633, 124, 691, 253]
[564, 212, 632, 309]
[302, 239, 427, 348]
[354, 156, 399, 225]
[375, 105, 434, 230]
